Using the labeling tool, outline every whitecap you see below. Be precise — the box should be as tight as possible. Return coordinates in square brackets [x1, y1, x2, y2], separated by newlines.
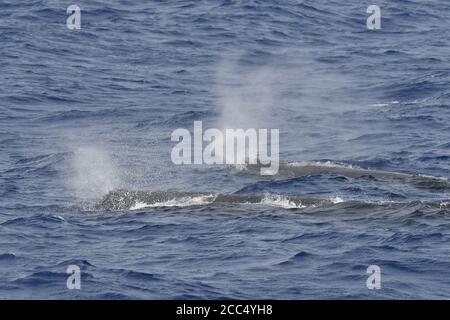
[130, 195, 217, 210]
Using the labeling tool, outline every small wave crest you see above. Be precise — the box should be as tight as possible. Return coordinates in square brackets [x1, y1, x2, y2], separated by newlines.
[260, 194, 306, 209]
[130, 195, 217, 210]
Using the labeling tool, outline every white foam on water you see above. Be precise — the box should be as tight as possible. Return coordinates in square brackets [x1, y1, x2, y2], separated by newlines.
[130, 201, 150, 210]
[286, 160, 358, 169]
[130, 195, 217, 210]
[418, 174, 449, 182]
[260, 195, 306, 209]
[439, 202, 450, 209]
[330, 196, 344, 204]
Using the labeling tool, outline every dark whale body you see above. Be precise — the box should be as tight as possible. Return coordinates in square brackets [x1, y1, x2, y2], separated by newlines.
[243, 163, 450, 190]
[94, 189, 329, 211]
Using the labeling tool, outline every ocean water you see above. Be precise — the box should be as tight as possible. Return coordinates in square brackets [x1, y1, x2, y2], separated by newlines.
[1, 0, 450, 299]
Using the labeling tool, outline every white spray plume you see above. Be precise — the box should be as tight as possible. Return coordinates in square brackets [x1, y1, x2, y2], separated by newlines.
[213, 54, 280, 164]
[213, 49, 362, 163]
[215, 57, 277, 130]
[69, 146, 120, 201]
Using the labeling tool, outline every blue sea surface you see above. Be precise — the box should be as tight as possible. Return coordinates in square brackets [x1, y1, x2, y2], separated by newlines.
[1, 0, 450, 299]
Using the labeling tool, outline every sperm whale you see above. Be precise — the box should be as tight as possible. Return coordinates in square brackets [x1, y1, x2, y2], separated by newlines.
[94, 189, 330, 211]
[240, 162, 450, 190]
[94, 189, 449, 212]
